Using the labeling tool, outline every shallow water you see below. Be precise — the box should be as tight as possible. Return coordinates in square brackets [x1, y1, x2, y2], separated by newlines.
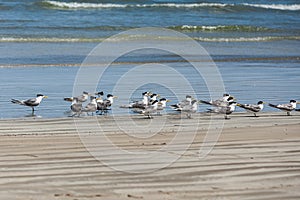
[0, 41, 299, 119]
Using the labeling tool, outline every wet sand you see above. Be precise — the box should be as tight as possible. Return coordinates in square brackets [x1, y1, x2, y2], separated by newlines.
[0, 112, 300, 199]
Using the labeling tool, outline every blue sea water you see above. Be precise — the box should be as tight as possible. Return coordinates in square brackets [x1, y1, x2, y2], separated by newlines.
[1, 0, 300, 42]
[0, 0, 299, 118]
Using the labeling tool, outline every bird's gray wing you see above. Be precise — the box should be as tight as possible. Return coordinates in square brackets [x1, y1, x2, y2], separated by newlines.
[23, 98, 38, 106]
[240, 104, 260, 112]
[277, 103, 294, 111]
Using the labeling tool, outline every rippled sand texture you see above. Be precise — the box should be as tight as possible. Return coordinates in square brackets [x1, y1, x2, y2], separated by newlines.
[0, 112, 300, 199]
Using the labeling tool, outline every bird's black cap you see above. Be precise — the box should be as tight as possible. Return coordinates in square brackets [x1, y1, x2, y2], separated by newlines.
[96, 91, 104, 96]
[227, 96, 234, 101]
[152, 100, 158, 104]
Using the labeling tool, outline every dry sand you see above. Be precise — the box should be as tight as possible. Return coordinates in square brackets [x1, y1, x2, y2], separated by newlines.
[0, 112, 300, 199]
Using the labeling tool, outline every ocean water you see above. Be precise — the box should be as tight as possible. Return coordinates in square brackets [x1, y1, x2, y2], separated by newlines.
[1, 0, 300, 42]
[0, 0, 299, 118]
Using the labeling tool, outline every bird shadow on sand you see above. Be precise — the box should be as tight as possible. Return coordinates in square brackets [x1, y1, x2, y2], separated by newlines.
[24, 114, 42, 118]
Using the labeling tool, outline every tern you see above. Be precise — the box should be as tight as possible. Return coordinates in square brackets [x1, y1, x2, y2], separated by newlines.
[11, 94, 48, 115]
[95, 91, 104, 103]
[120, 91, 151, 109]
[140, 100, 159, 119]
[97, 94, 117, 115]
[268, 100, 299, 116]
[70, 97, 82, 117]
[64, 91, 90, 103]
[238, 101, 265, 117]
[207, 102, 237, 119]
[200, 94, 235, 107]
[82, 96, 98, 116]
[180, 99, 198, 119]
[170, 95, 193, 111]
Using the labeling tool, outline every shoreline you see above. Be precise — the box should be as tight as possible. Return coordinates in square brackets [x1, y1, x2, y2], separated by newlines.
[1, 111, 300, 134]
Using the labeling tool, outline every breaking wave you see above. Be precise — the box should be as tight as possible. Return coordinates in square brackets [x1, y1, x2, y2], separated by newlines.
[1, 36, 300, 43]
[40, 1, 300, 11]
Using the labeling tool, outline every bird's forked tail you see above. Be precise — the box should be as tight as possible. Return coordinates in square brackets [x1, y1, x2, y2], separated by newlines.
[11, 99, 23, 105]
[268, 103, 277, 108]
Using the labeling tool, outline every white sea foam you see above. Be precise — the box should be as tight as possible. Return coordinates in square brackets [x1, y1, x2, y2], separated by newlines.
[180, 25, 226, 30]
[2, 36, 300, 43]
[44, 1, 300, 11]
[45, 1, 127, 8]
[243, 3, 300, 11]
[194, 36, 300, 42]
[44, 1, 229, 9]
[0, 37, 102, 42]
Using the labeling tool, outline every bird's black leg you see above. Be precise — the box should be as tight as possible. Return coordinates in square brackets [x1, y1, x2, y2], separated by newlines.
[31, 107, 35, 115]
[287, 112, 291, 116]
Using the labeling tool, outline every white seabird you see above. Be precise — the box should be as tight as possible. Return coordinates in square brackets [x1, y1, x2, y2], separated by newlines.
[179, 99, 198, 119]
[70, 97, 82, 117]
[170, 95, 193, 111]
[97, 94, 117, 115]
[82, 96, 98, 116]
[157, 98, 170, 111]
[95, 91, 104, 103]
[268, 100, 299, 116]
[200, 94, 235, 107]
[120, 91, 151, 109]
[207, 101, 237, 119]
[149, 93, 160, 104]
[238, 101, 265, 117]
[11, 94, 48, 115]
[64, 91, 90, 103]
[154, 98, 171, 115]
[140, 100, 159, 119]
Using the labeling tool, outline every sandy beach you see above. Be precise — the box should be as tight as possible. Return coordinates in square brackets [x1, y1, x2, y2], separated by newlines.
[1, 112, 300, 199]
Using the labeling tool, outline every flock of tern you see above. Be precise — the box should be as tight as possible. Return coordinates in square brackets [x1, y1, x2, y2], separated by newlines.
[10, 92, 300, 119]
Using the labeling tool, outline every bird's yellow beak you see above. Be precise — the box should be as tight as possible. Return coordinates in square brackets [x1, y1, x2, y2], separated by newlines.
[44, 96, 48, 99]
[166, 99, 171, 102]
[237, 103, 241, 106]
[113, 96, 118, 99]
[297, 102, 300, 104]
